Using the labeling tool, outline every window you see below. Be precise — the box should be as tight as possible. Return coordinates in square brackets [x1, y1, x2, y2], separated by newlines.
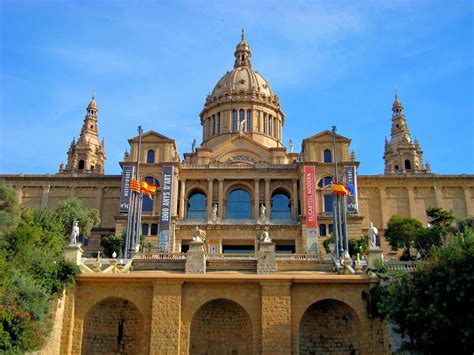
[239, 109, 245, 130]
[320, 224, 327, 237]
[271, 192, 291, 220]
[147, 149, 155, 163]
[324, 149, 332, 163]
[142, 176, 157, 213]
[187, 191, 207, 219]
[263, 113, 267, 134]
[150, 223, 158, 236]
[90, 165, 94, 170]
[142, 223, 149, 236]
[226, 188, 252, 219]
[324, 194, 334, 213]
[78, 160, 85, 170]
[212, 115, 216, 135]
[405, 159, 411, 170]
[232, 110, 238, 132]
[318, 176, 333, 188]
[328, 224, 334, 234]
[246, 110, 252, 131]
[78, 235, 89, 246]
[268, 115, 273, 136]
[217, 112, 221, 133]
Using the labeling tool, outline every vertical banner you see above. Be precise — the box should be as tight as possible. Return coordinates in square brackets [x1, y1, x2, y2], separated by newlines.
[158, 166, 174, 252]
[304, 166, 318, 253]
[119, 166, 134, 213]
[344, 166, 359, 213]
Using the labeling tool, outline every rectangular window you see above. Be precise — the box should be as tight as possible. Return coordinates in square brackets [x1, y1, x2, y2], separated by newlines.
[324, 195, 334, 213]
[79, 235, 89, 246]
[142, 223, 149, 236]
[217, 113, 221, 133]
[150, 223, 158, 236]
[268, 115, 273, 136]
[212, 116, 216, 135]
[328, 224, 334, 234]
[246, 110, 251, 131]
[320, 224, 327, 237]
[232, 110, 238, 132]
[263, 113, 267, 134]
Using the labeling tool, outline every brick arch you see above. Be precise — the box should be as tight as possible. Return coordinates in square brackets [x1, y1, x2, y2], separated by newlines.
[189, 298, 253, 355]
[81, 297, 144, 354]
[298, 298, 362, 354]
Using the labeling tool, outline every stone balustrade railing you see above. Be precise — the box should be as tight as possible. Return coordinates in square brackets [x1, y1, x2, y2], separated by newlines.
[138, 252, 187, 260]
[207, 253, 257, 261]
[384, 261, 424, 272]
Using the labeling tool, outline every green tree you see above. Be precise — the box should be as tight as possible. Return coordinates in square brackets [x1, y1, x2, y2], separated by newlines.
[348, 236, 368, 256]
[100, 234, 124, 257]
[384, 215, 424, 260]
[376, 230, 474, 353]
[54, 197, 100, 239]
[415, 207, 456, 255]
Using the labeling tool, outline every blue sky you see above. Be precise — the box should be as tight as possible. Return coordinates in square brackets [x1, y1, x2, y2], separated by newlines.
[1, 0, 473, 175]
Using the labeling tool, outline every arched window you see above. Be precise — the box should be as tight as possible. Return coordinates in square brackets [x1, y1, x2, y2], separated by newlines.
[268, 115, 273, 136]
[78, 160, 85, 170]
[142, 176, 158, 213]
[187, 191, 207, 219]
[271, 191, 291, 220]
[318, 176, 333, 188]
[323, 149, 332, 163]
[146, 149, 155, 164]
[212, 115, 216, 135]
[226, 188, 251, 219]
[217, 112, 221, 134]
[239, 109, 245, 130]
[246, 110, 252, 131]
[232, 110, 238, 132]
[404, 159, 411, 170]
[263, 113, 267, 134]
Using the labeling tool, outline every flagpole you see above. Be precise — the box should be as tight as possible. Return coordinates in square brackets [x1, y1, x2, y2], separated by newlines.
[332, 126, 342, 258]
[132, 126, 143, 256]
[124, 191, 134, 258]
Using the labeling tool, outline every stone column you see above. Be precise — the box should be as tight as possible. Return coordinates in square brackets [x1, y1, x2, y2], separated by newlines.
[292, 179, 298, 220]
[378, 187, 386, 227]
[260, 281, 292, 354]
[254, 179, 260, 219]
[265, 179, 271, 219]
[16, 185, 23, 204]
[407, 187, 415, 218]
[185, 241, 206, 274]
[433, 182, 442, 208]
[218, 178, 224, 218]
[149, 280, 183, 353]
[179, 179, 186, 219]
[41, 184, 50, 208]
[207, 178, 213, 220]
[463, 187, 472, 217]
[257, 242, 276, 274]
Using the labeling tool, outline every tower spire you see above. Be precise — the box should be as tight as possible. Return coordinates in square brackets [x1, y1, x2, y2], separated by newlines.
[234, 30, 252, 69]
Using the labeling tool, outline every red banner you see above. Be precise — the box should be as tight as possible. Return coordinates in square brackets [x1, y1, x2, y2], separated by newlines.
[304, 166, 317, 228]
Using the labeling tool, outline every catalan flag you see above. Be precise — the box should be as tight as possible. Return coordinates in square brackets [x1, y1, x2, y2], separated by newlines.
[332, 182, 351, 196]
[130, 179, 140, 192]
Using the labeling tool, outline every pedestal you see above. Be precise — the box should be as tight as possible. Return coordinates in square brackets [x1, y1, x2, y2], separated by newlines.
[257, 241, 276, 275]
[64, 244, 83, 265]
[367, 247, 383, 270]
[185, 241, 206, 274]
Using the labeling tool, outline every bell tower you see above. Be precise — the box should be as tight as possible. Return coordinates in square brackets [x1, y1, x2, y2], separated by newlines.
[383, 94, 429, 174]
[59, 94, 106, 175]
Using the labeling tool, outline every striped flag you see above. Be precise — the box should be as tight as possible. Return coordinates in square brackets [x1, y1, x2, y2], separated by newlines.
[130, 179, 140, 192]
[141, 180, 156, 199]
[332, 182, 351, 196]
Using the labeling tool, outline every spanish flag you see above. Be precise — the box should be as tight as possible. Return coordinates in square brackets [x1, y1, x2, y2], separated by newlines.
[141, 180, 157, 195]
[130, 179, 140, 192]
[332, 182, 351, 196]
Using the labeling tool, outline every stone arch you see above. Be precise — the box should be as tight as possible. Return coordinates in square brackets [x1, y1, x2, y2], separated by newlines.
[217, 148, 263, 164]
[81, 297, 144, 355]
[298, 299, 362, 354]
[190, 298, 253, 355]
[186, 188, 207, 220]
[270, 187, 292, 220]
[224, 184, 254, 219]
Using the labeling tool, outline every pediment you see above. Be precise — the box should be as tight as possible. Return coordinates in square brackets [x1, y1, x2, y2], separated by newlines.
[303, 130, 351, 143]
[210, 134, 273, 163]
[128, 131, 175, 144]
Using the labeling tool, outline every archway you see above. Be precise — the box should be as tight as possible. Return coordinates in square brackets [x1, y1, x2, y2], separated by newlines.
[299, 299, 361, 354]
[190, 298, 253, 354]
[81, 297, 144, 354]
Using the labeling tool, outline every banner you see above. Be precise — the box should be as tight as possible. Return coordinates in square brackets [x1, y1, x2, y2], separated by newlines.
[158, 166, 174, 252]
[119, 166, 134, 213]
[344, 166, 359, 212]
[304, 166, 318, 253]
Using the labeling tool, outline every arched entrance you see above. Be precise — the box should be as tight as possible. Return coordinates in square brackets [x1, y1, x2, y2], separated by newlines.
[81, 297, 144, 354]
[299, 299, 361, 354]
[190, 298, 253, 354]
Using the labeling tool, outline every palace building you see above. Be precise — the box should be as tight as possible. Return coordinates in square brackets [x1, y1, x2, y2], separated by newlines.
[1, 33, 473, 354]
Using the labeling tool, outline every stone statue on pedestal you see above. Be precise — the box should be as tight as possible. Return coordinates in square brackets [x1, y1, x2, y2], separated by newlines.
[258, 226, 272, 243]
[70, 221, 79, 245]
[260, 204, 266, 220]
[192, 226, 207, 243]
[368, 222, 379, 249]
[212, 204, 218, 219]
[239, 119, 245, 134]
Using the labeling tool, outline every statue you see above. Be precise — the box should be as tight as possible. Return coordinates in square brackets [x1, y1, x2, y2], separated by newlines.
[289, 139, 293, 153]
[368, 222, 379, 249]
[192, 226, 207, 243]
[212, 204, 218, 219]
[260, 204, 266, 219]
[191, 139, 196, 153]
[70, 221, 79, 245]
[258, 226, 272, 243]
[239, 119, 245, 134]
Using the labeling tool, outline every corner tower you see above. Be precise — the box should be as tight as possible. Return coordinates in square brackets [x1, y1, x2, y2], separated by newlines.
[199, 30, 285, 149]
[59, 94, 106, 175]
[383, 94, 429, 174]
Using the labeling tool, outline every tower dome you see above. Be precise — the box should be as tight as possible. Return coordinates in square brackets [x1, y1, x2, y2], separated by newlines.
[200, 31, 285, 149]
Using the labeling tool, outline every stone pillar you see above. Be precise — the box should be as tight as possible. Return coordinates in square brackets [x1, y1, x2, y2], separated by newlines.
[367, 248, 383, 270]
[16, 185, 23, 204]
[254, 179, 260, 219]
[463, 187, 471, 217]
[407, 186, 415, 218]
[178, 179, 186, 219]
[379, 187, 386, 227]
[292, 179, 298, 220]
[149, 281, 183, 353]
[218, 178, 224, 218]
[265, 179, 271, 219]
[185, 241, 206, 274]
[260, 281, 291, 354]
[434, 181, 442, 208]
[41, 184, 50, 208]
[257, 242, 276, 275]
[207, 178, 213, 220]
[64, 244, 84, 265]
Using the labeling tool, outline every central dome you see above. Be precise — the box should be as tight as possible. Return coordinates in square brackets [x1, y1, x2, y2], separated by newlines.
[199, 31, 285, 150]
